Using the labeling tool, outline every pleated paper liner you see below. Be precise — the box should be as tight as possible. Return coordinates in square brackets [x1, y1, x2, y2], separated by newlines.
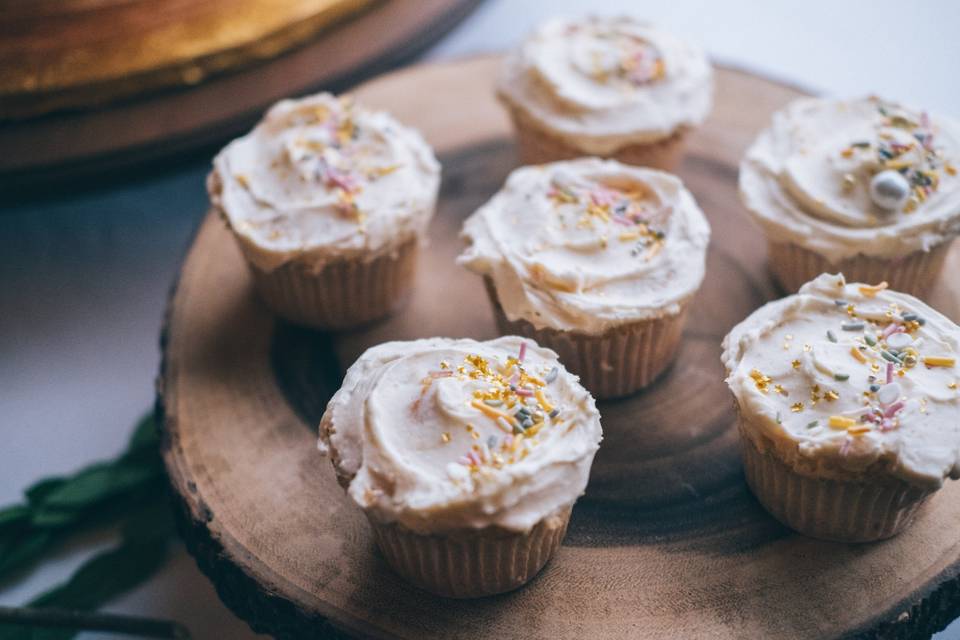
[484, 277, 688, 399]
[504, 104, 690, 172]
[738, 420, 931, 542]
[767, 239, 954, 297]
[248, 236, 419, 330]
[369, 505, 572, 598]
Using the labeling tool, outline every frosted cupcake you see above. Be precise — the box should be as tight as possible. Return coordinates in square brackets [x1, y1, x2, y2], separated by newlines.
[458, 158, 710, 398]
[722, 273, 960, 542]
[319, 336, 602, 597]
[740, 96, 960, 296]
[497, 16, 713, 170]
[209, 92, 440, 329]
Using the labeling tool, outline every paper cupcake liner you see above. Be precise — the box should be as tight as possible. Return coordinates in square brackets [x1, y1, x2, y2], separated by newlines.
[738, 420, 931, 542]
[505, 104, 689, 172]
[369, 506, 572, 598]
[248, 237, 418, 330]
[767, 239, 953, 297]
[484, 278, 688, 399]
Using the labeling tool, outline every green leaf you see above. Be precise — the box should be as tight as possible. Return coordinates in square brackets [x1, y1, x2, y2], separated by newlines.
[0, 530, 55, 577]
[0, 505, 29, 529]
[124, 414, 159, 456]
[0, 412, 170, 591]
[32, 505, 172, 612]
[24, 479, 67, 506]
[37, 463, 159, 512]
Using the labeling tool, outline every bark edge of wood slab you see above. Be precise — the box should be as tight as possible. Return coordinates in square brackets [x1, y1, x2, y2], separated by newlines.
[158, 56, 960, 640]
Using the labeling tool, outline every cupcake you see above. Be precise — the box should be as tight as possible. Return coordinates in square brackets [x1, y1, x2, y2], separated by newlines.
[497, 16, 713, 170]
[739, 96, 960, 296]
[458, 158, 710, 398]
[722, 273, 960, 542]
[209, 92, 440, 329]
[319, 336, 602, 598]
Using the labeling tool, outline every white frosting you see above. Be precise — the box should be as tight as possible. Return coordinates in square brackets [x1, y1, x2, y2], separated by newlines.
[722, 273, 960, 489]
[210, 93, 440, 272]
[319, 336, 602, 533]
[740, 96, 960, 262]
[497, 16, 713, 153]
[458, 158, 710, 334]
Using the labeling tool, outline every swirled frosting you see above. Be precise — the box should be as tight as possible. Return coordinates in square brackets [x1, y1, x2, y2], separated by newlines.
[722, 273, 960, 489]
[210, 92, 440, 272]
[740, 96, 960, 262]
[319, 336, 602, 533]
[458, 158, 711, 334]
[497, 16, 713, 153]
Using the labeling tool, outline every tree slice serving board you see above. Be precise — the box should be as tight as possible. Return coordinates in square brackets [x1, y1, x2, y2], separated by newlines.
[158, 56, 960, 639]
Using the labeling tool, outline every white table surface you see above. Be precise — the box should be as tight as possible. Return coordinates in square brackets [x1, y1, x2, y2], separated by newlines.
[2, 1, 959, 638]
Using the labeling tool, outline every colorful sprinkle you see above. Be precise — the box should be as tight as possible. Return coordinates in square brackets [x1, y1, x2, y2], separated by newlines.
[859, 282, 888, 298]
[829, 416, 857, 429]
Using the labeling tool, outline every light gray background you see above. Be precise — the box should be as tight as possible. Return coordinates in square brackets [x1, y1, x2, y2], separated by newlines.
[3, 1, 959, 637]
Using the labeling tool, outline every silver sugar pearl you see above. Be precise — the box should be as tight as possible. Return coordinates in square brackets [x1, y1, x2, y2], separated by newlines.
[886, 332, 913, 349]
[869, 170, 911, 210]
[877, 382, 902, 406]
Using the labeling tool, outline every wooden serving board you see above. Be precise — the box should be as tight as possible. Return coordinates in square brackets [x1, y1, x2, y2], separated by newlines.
[158, 56, 960, 639]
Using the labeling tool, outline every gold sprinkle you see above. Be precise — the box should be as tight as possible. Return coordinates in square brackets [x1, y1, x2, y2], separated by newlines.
[842, 173, 856, 192]
[841, 147, 854, 158]
[946, 164, 958, 176]
[803, 344, 812, 352]
[792, 360, 801, 369]
[948, 381, 958, 390]
[774, 384, 789, 396]
[859, 282, 888, 298]
[235, 173, 250, 188]
[829, 415, 856, 429]
[441, 433, 451, 444]
[824, 390, 839, 401]
[790, 402, 804, 413]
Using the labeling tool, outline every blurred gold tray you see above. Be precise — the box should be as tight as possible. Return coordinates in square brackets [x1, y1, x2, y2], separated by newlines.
[0, 0, 376, 119]
[0, 0, 482, 184]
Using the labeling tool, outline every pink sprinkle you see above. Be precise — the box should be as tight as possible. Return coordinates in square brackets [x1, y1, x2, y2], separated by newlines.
[504, 435, 514, 448]
[509, 374, 520, 386]
[879, 419, 896, 432]
[515, 388, 534, 397]
[590, 189, 615, 207]
[318, 159, 358, 192]
[518, 342, 527, 362]
[883, 323, 902, 340]
[886, 363, 894, 384]
[429, 370, 453, 379]
[458, 456, 471, 466]
[884, 401, 905, 418]
[840, 438, 852, 457]
[467, 451, 481, 466]
[612, 215, 633, 226]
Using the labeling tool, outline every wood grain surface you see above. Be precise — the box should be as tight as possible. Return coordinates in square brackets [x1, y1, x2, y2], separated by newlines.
[158, 56, 960, 639]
